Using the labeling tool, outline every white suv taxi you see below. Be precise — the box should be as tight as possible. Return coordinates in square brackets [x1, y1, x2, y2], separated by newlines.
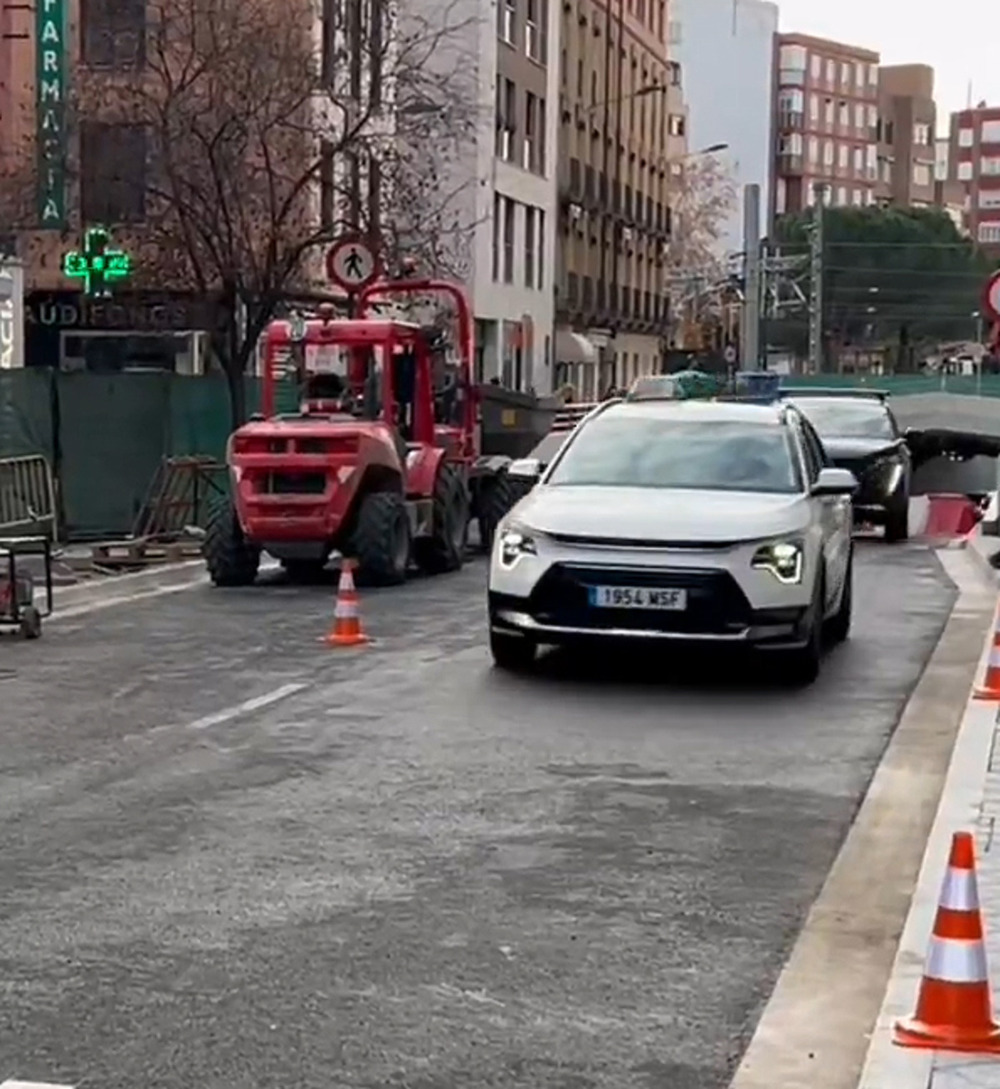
[487, 397, 858, 684]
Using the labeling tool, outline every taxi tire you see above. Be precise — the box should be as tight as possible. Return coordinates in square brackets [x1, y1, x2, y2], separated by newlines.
[490, 628, 537, 671]
[781, 573, 824, 687]
[885, 494, 909, 542]
[826, 550, 853, 645]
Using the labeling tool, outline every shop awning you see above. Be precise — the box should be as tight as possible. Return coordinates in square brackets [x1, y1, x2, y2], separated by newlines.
[555, 329, 599, 365]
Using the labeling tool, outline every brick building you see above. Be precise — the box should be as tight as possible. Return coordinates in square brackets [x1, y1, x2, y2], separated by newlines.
[876, 64, 936, 209]
[947, 103, 1000, 252]
[772, 32, 880, 217]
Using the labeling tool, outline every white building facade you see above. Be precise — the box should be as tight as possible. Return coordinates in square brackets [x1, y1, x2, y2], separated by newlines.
[469, 0, 560, 394]
[669, 0, 778, 257]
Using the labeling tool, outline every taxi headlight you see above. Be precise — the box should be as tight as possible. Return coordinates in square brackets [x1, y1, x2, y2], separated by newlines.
[498, 525, 537, 569]
[751, 540, 804, 585]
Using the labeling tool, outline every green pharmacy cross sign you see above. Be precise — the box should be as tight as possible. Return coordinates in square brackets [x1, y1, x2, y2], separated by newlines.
[62, 227, 131, 298]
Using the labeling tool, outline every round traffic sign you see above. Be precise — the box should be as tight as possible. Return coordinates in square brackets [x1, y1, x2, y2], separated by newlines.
[984, 270, 1000, 323]
[723, 344, 738, 364]
[325, 235, 379, 292]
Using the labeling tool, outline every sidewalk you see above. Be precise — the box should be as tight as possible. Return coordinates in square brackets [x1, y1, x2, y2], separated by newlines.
[859, 533, 1000, 1089]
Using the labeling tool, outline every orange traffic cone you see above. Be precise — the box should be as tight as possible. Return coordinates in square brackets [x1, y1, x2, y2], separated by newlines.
[894, 831, 1000, 1053]
[974, 606, 1000, 700]
[323, 560, 370, 648]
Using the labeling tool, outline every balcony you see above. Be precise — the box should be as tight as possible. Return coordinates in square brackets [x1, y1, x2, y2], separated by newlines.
[779, 66, 806, 86]
[777, 153, 804, 175]
[777, 110, 804, 132]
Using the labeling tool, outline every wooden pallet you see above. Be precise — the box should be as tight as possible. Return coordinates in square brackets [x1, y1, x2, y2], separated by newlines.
[89, 537, 203, 567]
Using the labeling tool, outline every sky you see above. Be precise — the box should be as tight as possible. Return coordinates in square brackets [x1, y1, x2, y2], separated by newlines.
[774, 0, 1000, 134]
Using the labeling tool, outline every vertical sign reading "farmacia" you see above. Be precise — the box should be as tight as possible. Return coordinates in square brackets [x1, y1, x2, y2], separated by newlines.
[36, 0, 66, 229]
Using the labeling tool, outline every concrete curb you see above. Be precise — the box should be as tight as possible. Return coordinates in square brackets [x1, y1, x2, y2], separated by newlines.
[856, 558, 999, 1089]
[728, 547, 997, 1089]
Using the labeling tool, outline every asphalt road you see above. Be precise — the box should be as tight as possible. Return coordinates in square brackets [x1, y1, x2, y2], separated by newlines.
[0, 542, 956, 1089]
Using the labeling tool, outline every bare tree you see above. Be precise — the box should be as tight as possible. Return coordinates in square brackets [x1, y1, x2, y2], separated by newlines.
[81, 0, 477, 422]
[663, 154, 737, 347]
[665, 153, 737, 276]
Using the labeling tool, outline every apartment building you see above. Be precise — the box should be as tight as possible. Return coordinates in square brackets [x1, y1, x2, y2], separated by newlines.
[473, 0, 561, 393]
[948, 103, 1000, 252]
[668, 0, 777, 256]
[875, 65, 936, 208]
[555, 0, 678, 398]
[772, 33, 880, 218]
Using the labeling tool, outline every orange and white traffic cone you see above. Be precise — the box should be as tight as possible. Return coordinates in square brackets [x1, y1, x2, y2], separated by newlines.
[323, 560, 370, 648]
[894, 831, 1000, 1053]
[974, 605, 1000, 700]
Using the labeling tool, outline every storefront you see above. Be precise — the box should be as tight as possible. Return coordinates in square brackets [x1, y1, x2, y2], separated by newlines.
[24, 290, 216, 372]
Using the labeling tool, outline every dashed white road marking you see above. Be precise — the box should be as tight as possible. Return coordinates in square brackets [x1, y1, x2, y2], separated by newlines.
[2, 1081, 75, 1089]
[186, 682, 309, 731]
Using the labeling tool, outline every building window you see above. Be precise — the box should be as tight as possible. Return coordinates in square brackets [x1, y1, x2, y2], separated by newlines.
[853, 146, 863, 173]
[958, 160, 974, 181]
[778, 44, 806, 84]
[913, 162, 931, 187]
[810, 53, 821, 78]
[983, 120, 1000, 144]
[492, 194, 501, 281]
[823, 140, 834, 166]
[809, 94, 819, 123]
[524, 206, 535, 287]
[80, 122, 147, 223]
[959, 128, 975, 148]
[496, 78, 516, 161]
[501, 0, 515, 44]
[979, 191, 1000, 209]
[838, 143, 848, 168]
[538, 98, 547, 174]
[824, 99, 834, 127]
[808, 136, 818, 162]
[836, 185, 847, 205]
[502, 197, 515, 283]
[855, 63, 864, 89]
[977, 222, 1000, 244]
[319, 141, 335, 229]
[80, 0, 145, 69]
[854, 103, 864, 131]
[868, 63, 878, 85]
[525, 0, 546, 62]
[913, 123, 931, 146]
[983, 157, 1000, 176]
[837, 101, 848, 130]
[867, 104, 877, 129]
[826, 58, 835, 84]
[668, 114, 685, 137]
[523, 92, 537, 170]
[778, 88, 804, 113]
[537, 209, 545, 288]
[841, 61, 851, 86]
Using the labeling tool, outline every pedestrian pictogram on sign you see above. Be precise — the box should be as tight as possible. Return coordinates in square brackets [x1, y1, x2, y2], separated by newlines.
[325, 236, 379, 292]
[983, 270, 1000, 323]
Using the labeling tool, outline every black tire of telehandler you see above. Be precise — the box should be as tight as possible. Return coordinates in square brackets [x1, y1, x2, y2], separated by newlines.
[204, 499, 260, 587]
[353, 491, 411, 586]
[415, 463, 469, 575]
[477, 472, 519, 553]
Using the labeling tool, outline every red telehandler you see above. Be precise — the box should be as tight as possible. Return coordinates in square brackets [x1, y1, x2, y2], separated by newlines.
[204, 278, 517, 586]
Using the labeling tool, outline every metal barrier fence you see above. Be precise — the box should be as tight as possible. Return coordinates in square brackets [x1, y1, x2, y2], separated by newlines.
[0, 455, 57, 537]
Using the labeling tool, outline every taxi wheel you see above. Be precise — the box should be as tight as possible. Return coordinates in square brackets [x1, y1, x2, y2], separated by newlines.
[490, 628, 537, 672]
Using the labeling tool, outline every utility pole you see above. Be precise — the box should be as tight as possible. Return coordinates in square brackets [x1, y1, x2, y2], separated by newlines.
[741, 183, 761, 369]
[807, 182, 827, 373]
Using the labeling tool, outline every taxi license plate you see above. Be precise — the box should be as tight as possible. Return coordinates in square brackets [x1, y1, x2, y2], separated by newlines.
[589, 586, 687, 610]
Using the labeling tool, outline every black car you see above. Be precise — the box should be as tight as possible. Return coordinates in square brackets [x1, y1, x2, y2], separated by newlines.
[783, 391, 911, 541]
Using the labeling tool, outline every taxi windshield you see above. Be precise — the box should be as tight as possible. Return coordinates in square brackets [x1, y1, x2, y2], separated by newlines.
[547, 417, 801, 493]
